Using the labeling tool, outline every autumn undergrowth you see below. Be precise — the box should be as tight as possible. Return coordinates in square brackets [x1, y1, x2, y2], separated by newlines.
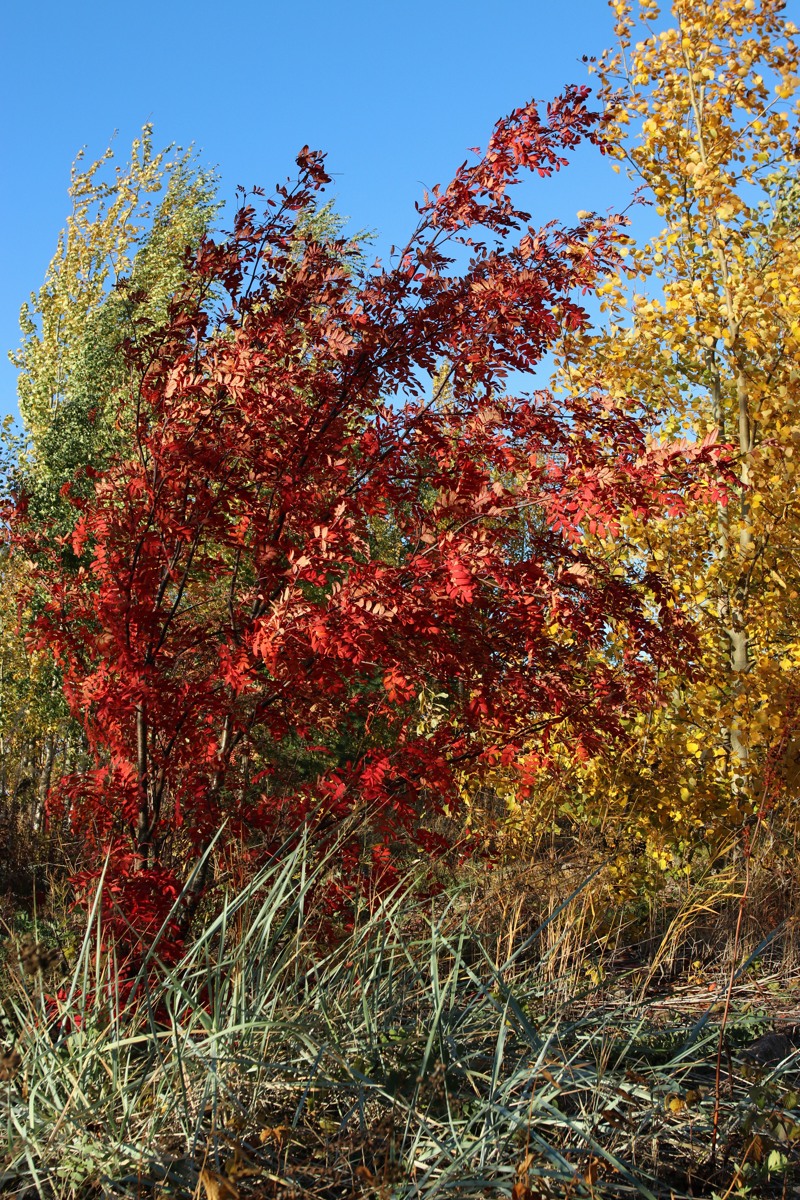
[2, 837, 800, 1200]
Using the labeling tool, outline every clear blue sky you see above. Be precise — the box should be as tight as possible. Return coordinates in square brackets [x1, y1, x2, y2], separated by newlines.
[0, 0, 636, 420]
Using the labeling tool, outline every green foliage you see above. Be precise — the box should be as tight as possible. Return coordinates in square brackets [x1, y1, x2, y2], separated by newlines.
[11, 126, 219, 525]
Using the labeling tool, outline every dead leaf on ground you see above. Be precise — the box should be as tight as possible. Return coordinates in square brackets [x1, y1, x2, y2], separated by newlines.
[259, 1124, 289, 1147]
[199, 1168, 240, 1200]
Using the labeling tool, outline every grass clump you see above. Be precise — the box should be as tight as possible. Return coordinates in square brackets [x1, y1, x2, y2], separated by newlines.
[2, 838, 800, 1199]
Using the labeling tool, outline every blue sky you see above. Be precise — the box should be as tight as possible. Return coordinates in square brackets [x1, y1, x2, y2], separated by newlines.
[0, 0, 638, 420]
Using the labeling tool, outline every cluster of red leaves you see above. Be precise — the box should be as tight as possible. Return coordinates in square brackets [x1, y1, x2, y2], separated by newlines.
[14, 87, 726, 947]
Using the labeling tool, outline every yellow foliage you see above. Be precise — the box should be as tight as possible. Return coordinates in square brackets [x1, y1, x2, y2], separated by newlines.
[0, 545, 70, 826]
[11, 126, 218, 461]
[492, 0, 800, 872]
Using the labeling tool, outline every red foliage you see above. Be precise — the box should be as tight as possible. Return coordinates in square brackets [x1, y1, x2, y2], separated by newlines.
[15, 88, 725, 943]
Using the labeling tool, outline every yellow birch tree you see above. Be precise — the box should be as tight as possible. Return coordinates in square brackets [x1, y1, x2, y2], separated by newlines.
[551, 0, 800, 873]
[1, 132, 218, 883]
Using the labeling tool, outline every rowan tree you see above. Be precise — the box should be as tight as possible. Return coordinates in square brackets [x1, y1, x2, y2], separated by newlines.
[13, 90, 724, 944]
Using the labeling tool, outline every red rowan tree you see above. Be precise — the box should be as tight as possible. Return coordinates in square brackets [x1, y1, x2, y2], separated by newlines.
[14, 87, 724, 944]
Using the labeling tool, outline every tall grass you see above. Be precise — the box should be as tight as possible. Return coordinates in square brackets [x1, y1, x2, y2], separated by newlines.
[2, 835, 799, 1199]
